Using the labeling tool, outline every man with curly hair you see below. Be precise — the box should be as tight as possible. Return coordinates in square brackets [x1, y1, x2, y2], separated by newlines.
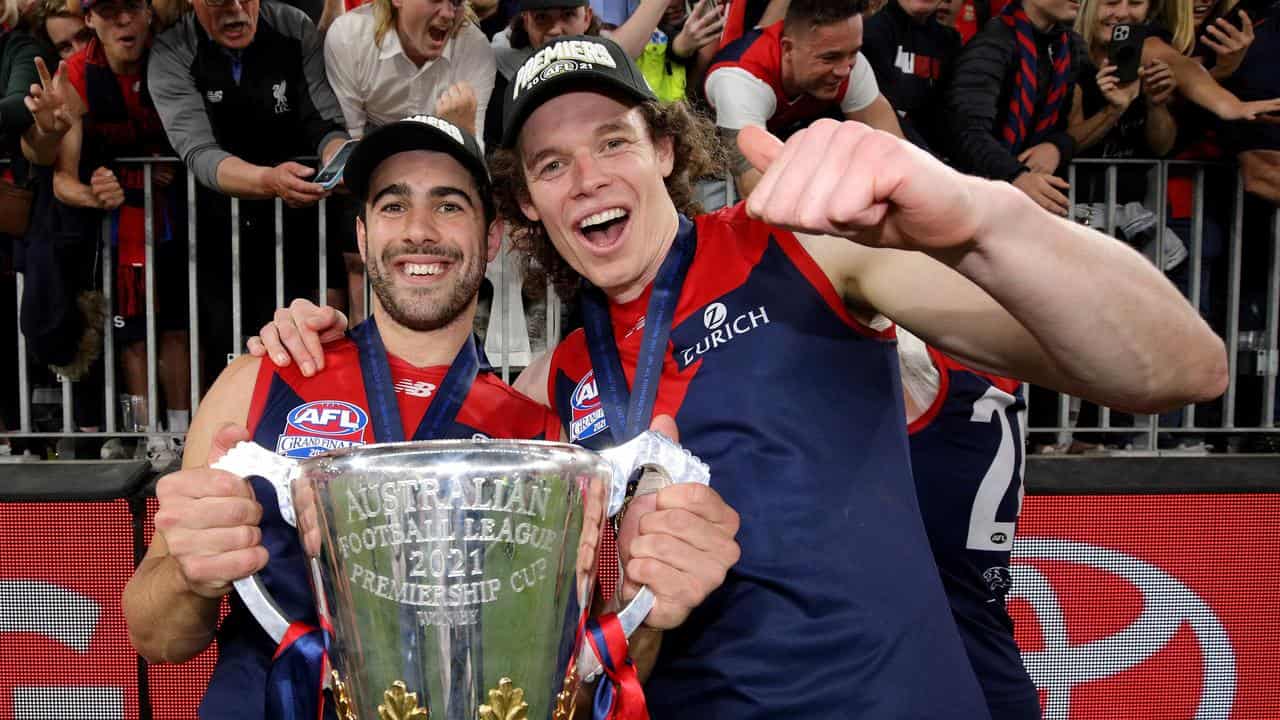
[259, 34, 1227, 719]
[490, 35, 1226, 717]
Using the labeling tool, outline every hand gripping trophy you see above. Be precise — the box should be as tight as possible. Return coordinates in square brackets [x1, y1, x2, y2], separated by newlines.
[215, 431, 708, 720]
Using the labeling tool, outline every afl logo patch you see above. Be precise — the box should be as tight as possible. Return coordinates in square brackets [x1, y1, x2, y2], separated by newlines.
[287, 400, 368, 435]
[569, 371, 608, 442]
[541, 60, 579, 81]
[703, 302, 727, 330]
[571, 371, 601, 412]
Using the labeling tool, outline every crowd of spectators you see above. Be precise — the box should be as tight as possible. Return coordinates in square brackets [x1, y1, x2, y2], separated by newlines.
[1, 0, 1278, 460]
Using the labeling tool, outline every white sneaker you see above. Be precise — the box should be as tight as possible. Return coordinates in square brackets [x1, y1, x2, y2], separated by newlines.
[144, 436, 181, 472]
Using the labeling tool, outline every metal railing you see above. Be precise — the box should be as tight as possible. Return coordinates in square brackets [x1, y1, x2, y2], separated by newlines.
[1, 157, 561, 451]
[1032, 157, 1279, 452]
[1, 156, 1277, 454]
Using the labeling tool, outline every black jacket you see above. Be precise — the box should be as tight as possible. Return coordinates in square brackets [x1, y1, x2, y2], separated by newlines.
[943, 17, 1083, 181]
[862, 1, 962, 154]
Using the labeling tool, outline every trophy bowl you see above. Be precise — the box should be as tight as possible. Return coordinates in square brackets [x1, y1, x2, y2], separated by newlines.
[215, 433, 708, 720]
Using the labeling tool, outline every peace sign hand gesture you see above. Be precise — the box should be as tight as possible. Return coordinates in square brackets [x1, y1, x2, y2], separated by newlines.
[24, 57, 74, 139]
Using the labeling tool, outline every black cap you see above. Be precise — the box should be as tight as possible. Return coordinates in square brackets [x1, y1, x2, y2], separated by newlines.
[345, 115, 490, 207]
[518, 0, 588, 9]
[500, 35, 656, 148]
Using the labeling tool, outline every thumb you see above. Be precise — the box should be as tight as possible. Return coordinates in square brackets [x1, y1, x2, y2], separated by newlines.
[207, 422, 252, 465]
[737, 124, 783, 174]
[1017, 148, 1032, 162]
[286, 162, 315, 178]
[648, 414, 679, 444]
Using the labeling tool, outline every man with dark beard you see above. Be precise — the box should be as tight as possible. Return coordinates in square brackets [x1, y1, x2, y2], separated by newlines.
[122, 114, 741, 719]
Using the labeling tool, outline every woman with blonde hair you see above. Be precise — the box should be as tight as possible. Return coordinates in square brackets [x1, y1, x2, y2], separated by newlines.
[1078, 0, 1276, 119]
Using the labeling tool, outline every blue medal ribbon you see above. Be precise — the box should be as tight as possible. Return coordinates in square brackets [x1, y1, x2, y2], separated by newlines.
[349, 316, 483, 443]
[580, 216, 696, 444]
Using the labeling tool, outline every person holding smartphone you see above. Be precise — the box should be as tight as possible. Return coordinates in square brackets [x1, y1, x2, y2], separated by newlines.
[1069, 0, 1177, 170]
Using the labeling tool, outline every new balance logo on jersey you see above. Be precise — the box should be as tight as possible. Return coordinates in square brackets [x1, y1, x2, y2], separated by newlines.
[677, 303, 771, 368]
[394, 380, 437, 398]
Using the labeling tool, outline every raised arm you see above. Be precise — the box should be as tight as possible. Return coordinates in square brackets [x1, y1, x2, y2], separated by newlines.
[122, 356, 267, 663]
[1143, 35, 1280, 120]
[739, 120, 1227, 413]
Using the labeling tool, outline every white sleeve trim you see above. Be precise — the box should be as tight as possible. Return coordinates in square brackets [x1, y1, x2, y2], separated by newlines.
[704, 66, 778, 130]
[840, 52, 881, 114]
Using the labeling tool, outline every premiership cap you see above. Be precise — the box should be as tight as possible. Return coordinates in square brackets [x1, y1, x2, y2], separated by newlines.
[344, 115, 491, 213]
[518, 0, 588, 10]
[500, 35, 657, 148]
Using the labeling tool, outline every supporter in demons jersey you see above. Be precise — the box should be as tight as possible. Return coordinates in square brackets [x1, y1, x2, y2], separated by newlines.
[704, 0, 904, 198]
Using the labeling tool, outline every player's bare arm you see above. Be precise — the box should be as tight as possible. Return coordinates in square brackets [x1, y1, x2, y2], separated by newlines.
[739, 120, 1228, 414]
[123, 355, 267, 663]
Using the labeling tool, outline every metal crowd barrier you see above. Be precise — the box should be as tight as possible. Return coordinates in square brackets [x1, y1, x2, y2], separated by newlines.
[1, 156, 1276, 453]
[2, 157, 561, 450]
[1029, 158, 1280, 453]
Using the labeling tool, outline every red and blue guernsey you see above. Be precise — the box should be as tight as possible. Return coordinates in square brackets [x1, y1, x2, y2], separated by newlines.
[547, 207, 992, 718]
[706, 22, 851, 138]
[907, 347, 1039, 719]
[199, 330, 560, 720]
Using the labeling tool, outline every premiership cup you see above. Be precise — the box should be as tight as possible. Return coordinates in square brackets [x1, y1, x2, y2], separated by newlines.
[213, 432, 709, 720]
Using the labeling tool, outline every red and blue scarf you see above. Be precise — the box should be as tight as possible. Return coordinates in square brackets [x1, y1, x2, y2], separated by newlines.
[997, 2, 1073, 152]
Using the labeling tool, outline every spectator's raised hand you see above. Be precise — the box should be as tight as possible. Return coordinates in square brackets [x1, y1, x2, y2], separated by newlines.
[246, 298, 349, 377]
[154, 423, 268, 600]
[263, 161, 328, 208]
[90, 167, 126, 210]
[1201, 12, 1253, 78]
[1140, 59, 1176, 106]
[1094, 63, 1140, 111]
[435, 82, 478, 136]
[24, 57, 74, 139]
[1016, 142, 1063, 175]
[672, 0, 727, 58]
[1012, 172, 1070, 217]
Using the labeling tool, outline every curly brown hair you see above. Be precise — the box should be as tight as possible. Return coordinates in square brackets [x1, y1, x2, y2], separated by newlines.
[489, 99, 726, 300]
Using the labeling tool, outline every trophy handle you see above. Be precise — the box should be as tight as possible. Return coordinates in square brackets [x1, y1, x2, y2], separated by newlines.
[210, 441, 303, 645]
[577, 431, 711, 682]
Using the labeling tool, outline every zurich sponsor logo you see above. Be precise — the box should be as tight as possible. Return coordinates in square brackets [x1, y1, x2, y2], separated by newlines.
[571, 371, 601, 412]
[703, 302, 727, 330]
[677, 302, 772, 369]
[287, 400, 368, 436]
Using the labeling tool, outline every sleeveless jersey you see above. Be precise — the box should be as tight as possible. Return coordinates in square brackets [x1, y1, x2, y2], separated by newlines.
[907, 346, 1038, 719]
[706, 22, 850, 138]
[548, 206, 991, 718]
[199, 337, 560, 720]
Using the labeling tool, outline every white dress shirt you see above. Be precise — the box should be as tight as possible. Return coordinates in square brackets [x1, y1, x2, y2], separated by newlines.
[324, 5, 497, 145]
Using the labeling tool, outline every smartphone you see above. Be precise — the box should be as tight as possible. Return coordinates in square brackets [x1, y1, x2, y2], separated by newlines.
[313, 139, 358, 190]
[1107, 24, 1143, 84]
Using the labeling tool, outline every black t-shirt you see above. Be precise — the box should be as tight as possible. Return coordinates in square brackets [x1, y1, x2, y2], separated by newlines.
[1076, 57, 1157, 203]
[862, 0, 962, 153]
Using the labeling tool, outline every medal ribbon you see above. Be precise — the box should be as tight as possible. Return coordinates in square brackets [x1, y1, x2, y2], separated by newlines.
[350, 315, 481, 443]
[580, 215, 696, 445]
[586, 613, 649, 720]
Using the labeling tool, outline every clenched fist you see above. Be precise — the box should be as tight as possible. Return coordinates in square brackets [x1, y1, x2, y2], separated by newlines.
[153, 424, 269, 599]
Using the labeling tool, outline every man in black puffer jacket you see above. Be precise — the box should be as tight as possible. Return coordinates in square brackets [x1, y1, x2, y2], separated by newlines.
[943, 0, 1084, 216]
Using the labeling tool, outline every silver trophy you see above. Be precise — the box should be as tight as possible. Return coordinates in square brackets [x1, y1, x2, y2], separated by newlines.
[213, 433, 709, 720]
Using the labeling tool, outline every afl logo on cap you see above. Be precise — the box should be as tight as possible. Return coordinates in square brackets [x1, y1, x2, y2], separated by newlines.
[571, 371, 600, 412]
[287, 400, 369, 435]
[541, 60, 579, 81]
